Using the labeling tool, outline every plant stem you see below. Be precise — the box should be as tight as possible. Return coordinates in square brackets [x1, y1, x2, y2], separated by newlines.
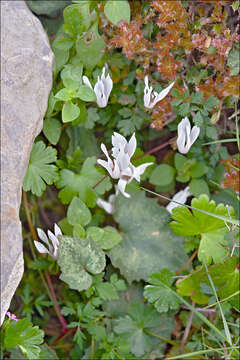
[176, 249, 198, 275]
[22, 190, 67, 330]
[144, 329, 177, 346]
[90, 337, 95, 360]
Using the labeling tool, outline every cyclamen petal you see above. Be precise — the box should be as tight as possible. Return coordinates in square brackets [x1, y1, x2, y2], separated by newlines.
[133, 162, 153, 182]
[98, 132, 153, 198]
[83, 66, 113, 108]
[117, 178, 130, 198]
[166, 186, 192, 214]
[144, 75, 174, 109]
[177, 117, 200, 154]
[127, 132, 137, 158]
[54, 224, 62, 238]
[82, 75, 93, 89]
[34, 240, 49, 255]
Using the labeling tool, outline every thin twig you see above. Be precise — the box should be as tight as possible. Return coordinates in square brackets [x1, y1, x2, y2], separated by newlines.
[180, 302, 194, 354]
[92, 174, 108, 189]
[22, 190, 67, 330]
[45, 271, 68, 330]
[134, 137, 175, 159]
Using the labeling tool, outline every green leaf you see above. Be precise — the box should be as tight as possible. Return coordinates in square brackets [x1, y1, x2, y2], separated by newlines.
[52, 48, 69, 76]
[62, 102, 80, 123]
[63, 4, 91, 37]
[27, 0, 69, 16]
[193, 111, 204, 126]
[56, 157, 112, 204]
[109, 192, 188, 283]
[95, 282, 119, 300]
[23, 141, 58, 196]
[190, 162, 208, 178]
[189, 178, 210, 197]
[170, 195, 235, 264]
[76, 85, 96, 102]
[87, 226, 122, 250]
[113, 302, 175, 357]
[76, 23, 106, 70]
[104, 0, 131, 25]
[67, 196, 92, 227]
[55, 88, 72, 101]
[58, 236, 106, 291]
[43, 118, 62, 145]
[73, 224, 86, 238]
[198, 227, 228, 265]
[177, 257, 239, 309]
[204, 96, 219, 112]
[144, 269, 181, 313]
[149, 164, 175, 186]
[4, 318, 44, 359]
[227, 44, 240, 76]
[85, 108, 100, 129]
[174, 153, 187, 172]
[190, 92, 204, 105]
[61, 64, 83, 90]
[178, 102, 190, 117]
[206, 125, 218, 140]
[232, 0, 240, 11]
[39, 344, 58, 359]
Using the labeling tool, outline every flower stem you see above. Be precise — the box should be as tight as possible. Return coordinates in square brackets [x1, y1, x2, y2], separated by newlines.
[92, 174, 108, 189]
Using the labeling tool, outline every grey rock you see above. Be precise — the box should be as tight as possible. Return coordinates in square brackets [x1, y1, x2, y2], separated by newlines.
[1, 0, 54, 324]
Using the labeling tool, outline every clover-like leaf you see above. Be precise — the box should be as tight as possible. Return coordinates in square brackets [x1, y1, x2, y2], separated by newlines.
[56, 157, 112, 204]
[109, 192, 188, 283]
[144, 269, 181, 313]
[170, 195, 235, 265]
[4, 318, 44, 359]
[176, 257, 239, 309]
[58, 236, 106, 292]
[23, 141, 58, 196]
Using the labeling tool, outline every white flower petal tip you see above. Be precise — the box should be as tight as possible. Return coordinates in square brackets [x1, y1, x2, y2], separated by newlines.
[98, 132, 151, 199]
[177, 117, 200, 154]
[144, 75, 175, 109]
[97, 195, 115, 214]
[166, 186, 192, 214]
[83, 66, 113, 108]
[35, 224, 62, 260]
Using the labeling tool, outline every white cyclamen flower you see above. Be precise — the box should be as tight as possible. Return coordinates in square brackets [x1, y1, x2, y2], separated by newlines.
[144, 75, 175, 109]
[34, 224, 62, 260]
[177, 117, 200, 154]
[166, 186, 192, 214]
[97, 132, 153, 198]
[82, 66, 113, 108]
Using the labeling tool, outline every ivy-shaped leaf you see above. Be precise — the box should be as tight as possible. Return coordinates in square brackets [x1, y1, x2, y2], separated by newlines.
[58, 236, 106, 292]
[4, 318, 44, 359]
[23, 141, 58, 196]
[56, 157, 112, 204]
[144, 269, 181, 313]
[176, 257, 239, 309]
[109, 192, 188, 283]
[170, 195, 235, 265]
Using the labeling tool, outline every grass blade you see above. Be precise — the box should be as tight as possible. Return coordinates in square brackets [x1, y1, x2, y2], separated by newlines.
[141, 187, 240, 226]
